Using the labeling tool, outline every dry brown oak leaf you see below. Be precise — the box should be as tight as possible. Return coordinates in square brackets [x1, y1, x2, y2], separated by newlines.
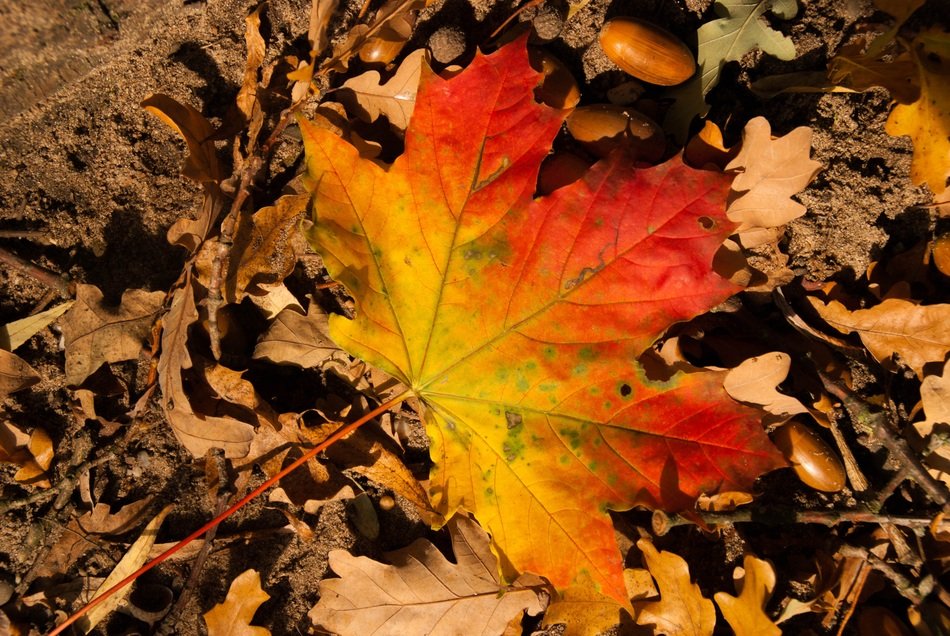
[300, 37, 784, 619]
[62, 284, 165, 386]
[309, 515, 546, 635]
[808, 296, 950, 379]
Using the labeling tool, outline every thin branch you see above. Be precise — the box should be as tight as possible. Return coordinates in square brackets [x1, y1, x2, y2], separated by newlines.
[652, 507, 949, 536]
[0, 452, 114, 515]
[0, 246, 73, 297]
[819, 373, 950, 507]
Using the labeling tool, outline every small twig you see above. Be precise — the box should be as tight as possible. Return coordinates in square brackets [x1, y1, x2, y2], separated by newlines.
[0, 451, 114, 515]
[652, 507, 949, 536]
[157, 491, 230, 634]
[839, 544, 931, 604]
[831, 559, 870, 636]
[0, 230, 58, 245]
[0, 246, 73, 297]
[820, 373, 950, 507]
[489, 0, 544, 40]
[827, 416, 869, 493]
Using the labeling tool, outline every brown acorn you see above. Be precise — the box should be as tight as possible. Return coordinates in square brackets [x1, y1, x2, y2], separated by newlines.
[566, 104, 630, 157]
[528, 48, 581, 109]
[566, 104, 665, 161]
[599, 18, 695, 86]
[537, 151, 592, 195]
[358, 19, 411, 66]
[626, 110, 665, 163]
[771, 419, 846, 492]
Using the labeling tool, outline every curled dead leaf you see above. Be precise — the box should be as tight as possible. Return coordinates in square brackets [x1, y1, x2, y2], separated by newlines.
[157, 281, 255, 458]
[339, 48, 427, 131]
[723, 352, 808, 423]
[0, 422, 52, 488]
[0, 349, 40, 398]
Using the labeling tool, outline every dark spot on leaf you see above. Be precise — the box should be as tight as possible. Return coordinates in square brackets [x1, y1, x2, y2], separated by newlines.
[619, 383, 632, 397]
[698, 216, 714, 230]
[505, 411, 523, 429]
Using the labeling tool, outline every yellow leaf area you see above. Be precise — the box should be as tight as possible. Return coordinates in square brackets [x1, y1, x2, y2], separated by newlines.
[633, 539, 716, 636]
[886, 30, 950, 198]
[300, 39, 784, 618]
[714, 554, 781, 636]
[203, 569, 271, 636]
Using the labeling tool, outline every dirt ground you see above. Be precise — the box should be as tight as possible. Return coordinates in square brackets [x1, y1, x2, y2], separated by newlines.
[0, 0, 948, 634]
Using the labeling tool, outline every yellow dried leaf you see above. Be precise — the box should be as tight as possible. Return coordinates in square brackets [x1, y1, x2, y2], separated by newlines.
[885, 30, 950, 198]
[0, 349, 40, 398]
[725, 117, 822, 247]
[633, 539, 716, 636]
[203, 569, 271, 636]
[723, 352, 808, 422]
[0, 301, 73, 351]
[808, 296, 950, 379]
[714, 555, 781, 636]
[27, 427, 53, 471]
[77, 505, 174, 633]
[683, 121, 737, 170]
[540, 583, 629, 636]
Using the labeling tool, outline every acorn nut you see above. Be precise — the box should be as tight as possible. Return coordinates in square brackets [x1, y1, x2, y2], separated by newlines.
[771, 419, 847, 493]
[566, 104, 665, 161]
[528, 48, 581, 109]
[359, 33, 407, 65]
[599, 18, 696, 86]
[537, 151, 591, 195]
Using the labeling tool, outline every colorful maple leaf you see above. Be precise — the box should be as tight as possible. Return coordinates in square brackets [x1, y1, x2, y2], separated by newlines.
[299, 39, 784, 613]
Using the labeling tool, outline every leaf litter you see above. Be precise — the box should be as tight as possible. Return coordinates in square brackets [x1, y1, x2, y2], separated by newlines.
[1, 0, 950, 635]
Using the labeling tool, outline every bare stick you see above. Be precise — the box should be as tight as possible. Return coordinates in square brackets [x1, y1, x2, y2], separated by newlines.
[652, 507, 950, 536]
[839, 544, 935, 604]
[0, 230, 58, 245]
[819, 373, 950, 507]
[0, 246, 72, 297]
[0, 452, 114, 515]
[49, 391, 411, 636]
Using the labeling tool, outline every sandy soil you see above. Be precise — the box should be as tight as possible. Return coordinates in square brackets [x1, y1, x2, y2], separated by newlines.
[0, 0, 946, 634]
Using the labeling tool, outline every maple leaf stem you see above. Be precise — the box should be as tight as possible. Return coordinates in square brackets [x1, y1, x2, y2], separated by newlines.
[48, 390, 412, 636]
